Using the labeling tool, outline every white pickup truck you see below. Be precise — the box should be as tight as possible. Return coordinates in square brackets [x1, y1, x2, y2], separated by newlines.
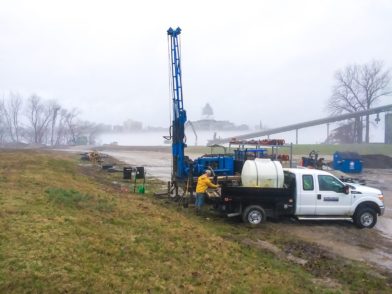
[217, 168, 385, 228]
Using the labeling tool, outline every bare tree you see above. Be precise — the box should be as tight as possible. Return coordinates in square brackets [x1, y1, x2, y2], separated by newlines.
[0, 93, 99, 146]
[54, 109, 69, 146]
[64, 108, 80, 144]
[67, 120, 97, 145]
[47, 100, 61, 146]
[0, 93, 23, 143]
[83, 122, 100, 145]
[328, 60, 391, 143]
[0, 103, 5, 144]
[0, 98, 6, 143]
[359, 61, 392, 142]
[26, 95, 53, 144]
[10, 93, 23, 142]
[327, 120, 356, 144]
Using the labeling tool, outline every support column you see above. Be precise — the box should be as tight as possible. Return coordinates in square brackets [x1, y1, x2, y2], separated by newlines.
[295, 129, 298, 144]
[355, 117, 363, 143]
[326, 123, 330, 144]
[386, 113, 392, 144]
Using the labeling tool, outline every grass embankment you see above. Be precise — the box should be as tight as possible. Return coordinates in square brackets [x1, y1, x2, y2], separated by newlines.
[0, 150, 390, 293]
[291, 144, 392, 156]
[188, 143, 392, 156]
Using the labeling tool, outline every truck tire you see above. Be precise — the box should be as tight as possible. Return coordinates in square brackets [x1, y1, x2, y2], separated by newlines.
[353, 207, 377, 229]
[242, 205, 266, 225]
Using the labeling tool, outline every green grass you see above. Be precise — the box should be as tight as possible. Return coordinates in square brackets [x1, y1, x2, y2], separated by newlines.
[291, 143, 392, 156]
[45, 188, 116, 212]
[0, 149, 390, 293]
[45, 188, 92, 208]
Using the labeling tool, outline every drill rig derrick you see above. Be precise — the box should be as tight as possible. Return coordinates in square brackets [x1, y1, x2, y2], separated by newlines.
[166, 27, 192, 197]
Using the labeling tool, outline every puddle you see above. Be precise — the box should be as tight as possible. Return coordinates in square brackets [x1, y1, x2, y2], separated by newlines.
[376, 218, 392, 240]
[369, 249, 392, 272]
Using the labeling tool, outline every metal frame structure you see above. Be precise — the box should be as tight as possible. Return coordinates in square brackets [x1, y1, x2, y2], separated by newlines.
[167, 27, 187, 181]
[208, 104, 392, 145]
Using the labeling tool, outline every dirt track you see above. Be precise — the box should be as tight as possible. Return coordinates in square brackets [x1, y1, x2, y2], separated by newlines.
[64, 146, 392, 273]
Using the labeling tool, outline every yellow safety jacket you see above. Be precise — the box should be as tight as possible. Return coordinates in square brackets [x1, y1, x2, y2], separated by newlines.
[196, 174, 218, 193]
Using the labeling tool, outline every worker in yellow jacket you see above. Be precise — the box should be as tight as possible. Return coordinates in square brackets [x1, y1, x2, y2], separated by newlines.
[195, 170, 219, 211]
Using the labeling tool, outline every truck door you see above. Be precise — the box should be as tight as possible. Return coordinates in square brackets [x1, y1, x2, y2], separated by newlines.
[296, 174, 317, 215]
[315, 175, 352, 215]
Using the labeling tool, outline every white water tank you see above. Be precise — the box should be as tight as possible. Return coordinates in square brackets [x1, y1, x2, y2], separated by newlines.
[241, 158, 284, 188]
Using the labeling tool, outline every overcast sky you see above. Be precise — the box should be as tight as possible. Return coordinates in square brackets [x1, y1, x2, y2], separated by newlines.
[1, 0, 391, 132]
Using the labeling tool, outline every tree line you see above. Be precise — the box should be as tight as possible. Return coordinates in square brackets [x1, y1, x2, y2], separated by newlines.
[1, 61, 390, 146]
[0, 94, 99, 146]
[327, 60, 391, 144]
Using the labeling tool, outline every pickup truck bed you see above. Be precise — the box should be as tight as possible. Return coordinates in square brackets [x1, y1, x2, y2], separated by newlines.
[217, 185, 296, 219]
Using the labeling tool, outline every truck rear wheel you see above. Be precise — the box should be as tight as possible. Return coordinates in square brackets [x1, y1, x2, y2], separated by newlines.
[242, 205, 266, 225]
[353, 207, 377, 229]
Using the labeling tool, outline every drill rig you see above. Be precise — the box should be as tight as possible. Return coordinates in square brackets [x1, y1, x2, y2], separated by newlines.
[166, 27, 234, 197]
[166, 27, 191, 197]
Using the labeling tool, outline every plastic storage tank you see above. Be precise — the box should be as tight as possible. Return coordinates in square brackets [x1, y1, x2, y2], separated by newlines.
[241, 158, 284, 188]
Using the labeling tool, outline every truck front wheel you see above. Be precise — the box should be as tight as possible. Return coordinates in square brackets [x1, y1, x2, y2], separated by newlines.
[353, 207, 377, 229]
[242, 205, 266, 225]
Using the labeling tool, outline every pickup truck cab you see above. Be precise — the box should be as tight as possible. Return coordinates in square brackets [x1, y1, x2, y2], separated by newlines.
[217, 168, 385, 228]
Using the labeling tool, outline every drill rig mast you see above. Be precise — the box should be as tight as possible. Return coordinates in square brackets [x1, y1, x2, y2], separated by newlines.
[167, 27, 189, 185]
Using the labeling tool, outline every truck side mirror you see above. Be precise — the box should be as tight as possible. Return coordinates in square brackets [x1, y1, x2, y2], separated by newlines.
[344, 185, 350, 195]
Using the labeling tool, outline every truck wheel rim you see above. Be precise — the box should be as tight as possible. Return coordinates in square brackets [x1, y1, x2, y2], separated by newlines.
[248, 211, 262, 224]
[360, 212, 373, 226]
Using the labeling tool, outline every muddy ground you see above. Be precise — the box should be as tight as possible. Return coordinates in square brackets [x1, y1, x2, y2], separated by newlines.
[64, 146, 392, 274]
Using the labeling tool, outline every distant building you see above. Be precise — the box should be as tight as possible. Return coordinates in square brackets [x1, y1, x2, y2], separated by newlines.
[188, 119, 249, 131]
[123, 119, 143, 131]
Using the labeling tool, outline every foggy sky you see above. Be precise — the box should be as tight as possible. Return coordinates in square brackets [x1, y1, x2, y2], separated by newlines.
[1, 0, 392, 132]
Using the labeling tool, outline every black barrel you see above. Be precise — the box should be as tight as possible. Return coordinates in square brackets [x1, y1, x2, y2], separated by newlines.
[123, 167, 133, 180]
[102, 164, 114, 170]
[135, 167, 145, 179]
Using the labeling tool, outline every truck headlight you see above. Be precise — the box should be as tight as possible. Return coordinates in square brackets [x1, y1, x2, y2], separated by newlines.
[378, 194, 384, 202]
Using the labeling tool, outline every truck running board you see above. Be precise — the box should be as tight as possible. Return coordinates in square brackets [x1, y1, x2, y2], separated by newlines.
[227, 212, 241, 218]
[297, 217, 353, 221]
